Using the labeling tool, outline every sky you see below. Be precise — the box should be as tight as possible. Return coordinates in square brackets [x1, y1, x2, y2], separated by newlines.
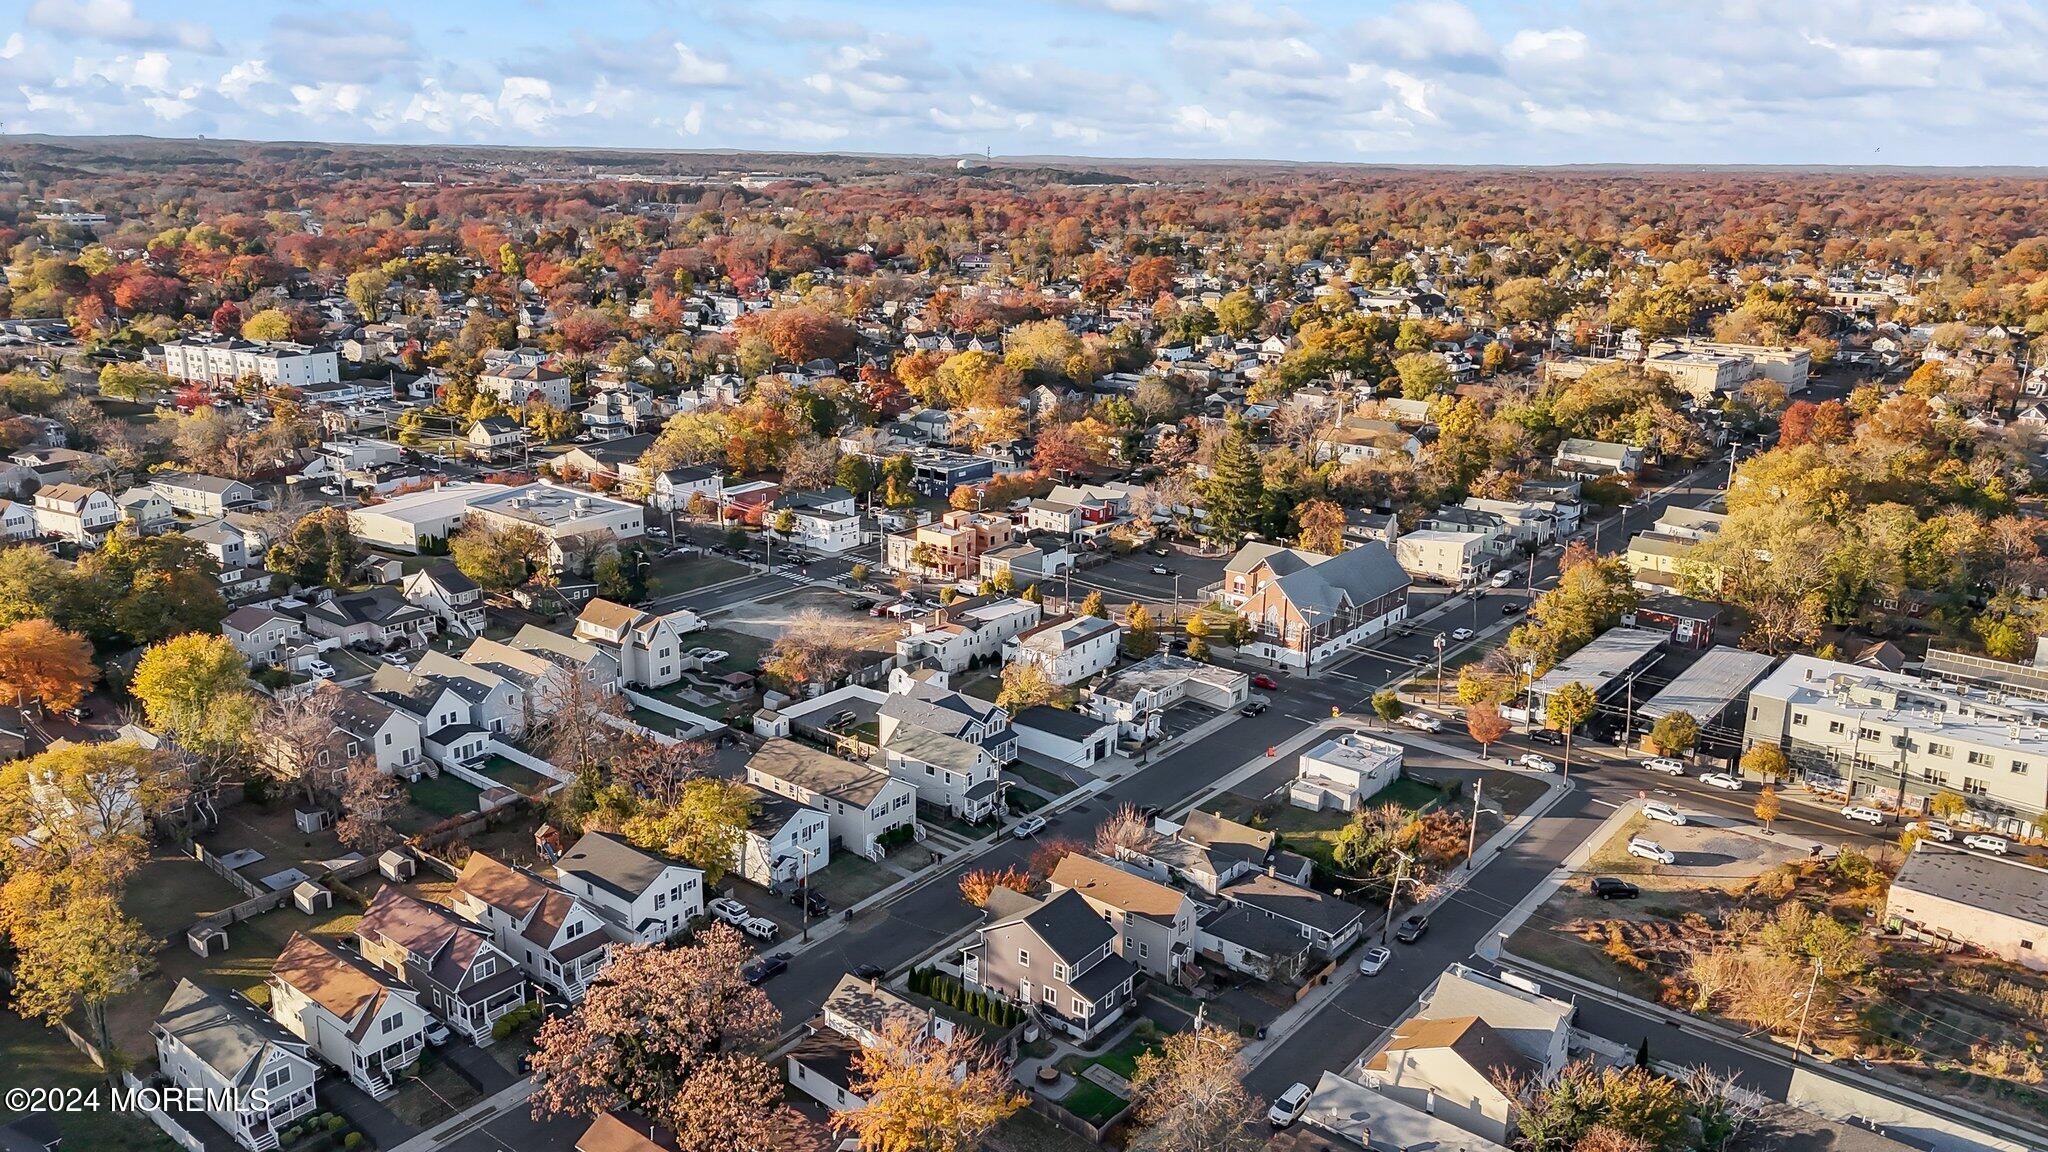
[1, 0, 2044, 166]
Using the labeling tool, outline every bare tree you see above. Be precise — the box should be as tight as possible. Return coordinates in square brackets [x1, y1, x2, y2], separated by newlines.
[614, 735, 715, 806]
[1093, 803, 1161, 859]
[335, 758, 401, 851]
[528, 670, 628, 781]
[254, 685, 344, 808]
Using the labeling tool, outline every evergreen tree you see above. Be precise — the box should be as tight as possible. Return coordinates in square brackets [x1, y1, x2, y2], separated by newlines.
[1201, 421, 1264, 544]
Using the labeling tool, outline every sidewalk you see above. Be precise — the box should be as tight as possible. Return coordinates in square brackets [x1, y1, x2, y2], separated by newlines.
[385, 1078, 536, 1152]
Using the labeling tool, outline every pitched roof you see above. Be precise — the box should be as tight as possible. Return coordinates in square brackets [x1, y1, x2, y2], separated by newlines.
[577, 598, 644, 634]
[1221, 871, 1365, 935]
[1261, 542, 1410, 619]
[1047, 854, 1188, 923]
[155, 979, 308, 1089]
[455, 851, 550, 920]
[557, 830, 693, 901]
[984, 888, 1116, 965]
[271, 932, 398, 1037]
[748, 739, 899, 808]
[1361, 1014, 1540, 1083]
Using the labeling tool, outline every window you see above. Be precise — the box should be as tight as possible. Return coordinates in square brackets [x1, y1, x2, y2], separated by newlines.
[655, 893, 666, 910]
[475, 957, 494, 980]
[1791, 713, 1806, 727]
[2014, 761, 2030, 775]
[1052, 963, 1068, 981]
[1016, 949, 1029, 968]
[1043, 987, 1056, 1004]
[346, 741, 360, 758]
[265, 1066, 289, 1090]
[381, 1015, 401, 1035]
[384, 733, 393, 746]
[1827, 721, 1845, 735]
[1073, 997, 1090, 1016]
[1969, 751, 1993, 767]
[1963, 778, 1989, 796]
[1927, 741, 1951, 758]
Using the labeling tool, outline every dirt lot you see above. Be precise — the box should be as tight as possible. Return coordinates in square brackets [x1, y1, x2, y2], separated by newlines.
[717, 586, 900, 651]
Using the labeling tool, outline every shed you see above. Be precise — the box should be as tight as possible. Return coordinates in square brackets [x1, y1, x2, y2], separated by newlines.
[292, 881, 333, 915]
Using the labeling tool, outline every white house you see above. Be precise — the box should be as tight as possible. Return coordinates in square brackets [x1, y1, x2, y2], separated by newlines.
[450, 853, 613, 1002]
[0, 498, 37, 540]
[150, 472, 261, 517]
[733, 784, 832, 888]
[399, 560, 487, 638]
[1002, 613, 1120, 686]
[479, 363, 571, 409]
[773, 487, 863, 554]
[553, 830, 705, 945]
[154, 980, 320, 1152]
[896, 595, 1042, 674]
[876, 683, 1017, 821]
[31, 482, 118, 544]
[572, 598, 695, 688]
[1082, 654, 1250, 742]
[1290, 732, 1403, 812]
[222, 606, 306, 665]
[1012, 705, 1120, 767]
[266, 933, 429, 1101]
[159, 337, 340, 388]
[746, 739, 916, 862]
[1394, 530, 1492, 587]
[650, 465, 724, 513]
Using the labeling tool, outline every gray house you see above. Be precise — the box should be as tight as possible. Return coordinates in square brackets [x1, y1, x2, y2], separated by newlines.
[963, 888, 1138, 1042]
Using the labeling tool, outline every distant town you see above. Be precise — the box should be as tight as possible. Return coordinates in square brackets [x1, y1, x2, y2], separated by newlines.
[0, 138, 2043, 1152]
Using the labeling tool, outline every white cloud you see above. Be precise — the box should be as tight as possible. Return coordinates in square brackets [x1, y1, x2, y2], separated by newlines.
[26, 0, 217, 53]
[1504, 28, 1587, 66]
[670, 42, 734, 86]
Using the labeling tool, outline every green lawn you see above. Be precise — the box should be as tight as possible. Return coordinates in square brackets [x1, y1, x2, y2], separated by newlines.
[1202, 775, 1448, 876]
[676, 627, 772, 674]
[648, 553, 748, 597]
[1377, 777, 1447, 811]
[475, 755, 549, 795]
[808, 853, 901, 907]
[1090, 1034, 1158, 1079]
[1006, 762, 1076, 797]
[406, 774, 484, 819]
[1057, 1081, 1128, 1127]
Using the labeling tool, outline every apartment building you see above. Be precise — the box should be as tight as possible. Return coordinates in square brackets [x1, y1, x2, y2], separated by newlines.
[884, 509, 1015, 580]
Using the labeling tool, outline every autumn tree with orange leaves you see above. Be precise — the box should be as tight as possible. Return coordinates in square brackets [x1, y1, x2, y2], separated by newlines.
[0, 619, 97, 713]
[835, 1018, 1024, 1152]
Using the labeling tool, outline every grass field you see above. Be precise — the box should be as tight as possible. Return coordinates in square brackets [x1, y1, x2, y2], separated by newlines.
[475, 755, 550, 795]
[1056, 1081, 1128, 1127]
[648, 553, 748, 597]
[406, 773, 485, 819]
[0, 1011, 178, 1151]
[1007, 762, 1077, 797]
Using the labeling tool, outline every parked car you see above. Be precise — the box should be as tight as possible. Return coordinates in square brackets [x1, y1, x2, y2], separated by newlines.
[1396, 713, 1442, 733]
[741, 953, 790, 984]
[708, 897, 750, 924]
[384, 651, 411, 668]
[1641, 757, 1686, 776]
[1698, 772, 1744, 792]
[1357, 945, 1391, 976]
[850, 598, 875, 611]
[1529, 728, 1565, 746]
[1149, 564, 1172, 576]
[65, 704, 92, 722]
[1963, 834, 2011, 855]
[1906, 820, 1955, 842]
[1517, 753, 1560, 773]
[1627, 837, 1676, 864]
[1840, 805, 1887, 826]
[647, 525, 669, 537]
[1240, 700, 1269, 716]
[1643, 801, 1687, 826]
[1394, 913, 1430, 943]
[305, 659, 337, 680]
[1502, 602, 1525, 615]
[740, 916, 779, 941]
[1150, 545, 1172, 557]
[1591, 877, 1641, 900]
[1268, 1082, 1312, 1128]
[1490, 569, 1516, 587]
[1450, 627, 1475, 641]
[1011, 814, 1048, 839]
[790, 888, 830, 916]
[689, 648, 730, 664]
[851, 964, 886, 982]
[1252, 673, 1280, 691]
[422, 1016, 452, 1047]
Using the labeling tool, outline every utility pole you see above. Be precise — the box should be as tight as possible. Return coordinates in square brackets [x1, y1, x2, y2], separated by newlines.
[1433, 633, 1447, 708]
[1466, 780, 1502, 870]
[1380, 849, 1413, 943]
[1791, 957, 1824, 1064]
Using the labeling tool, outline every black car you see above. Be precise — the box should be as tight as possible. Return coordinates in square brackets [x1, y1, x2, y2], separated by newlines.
[1394, 913, 1430, 944]
[1591, 877, 1641, 900]
[790, 888, 829, 917]
[1241, 700, 1269, 716]
[741, 953, 790, 984]
[1501, 601, 1525, 615]
[1529, 728, 1566, 746]
[850, 598, 876, 611]
[851, 964, 887, 982]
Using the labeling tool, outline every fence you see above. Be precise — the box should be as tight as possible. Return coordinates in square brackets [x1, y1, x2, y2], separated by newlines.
[193, 842, 266, 900]
[623, 688, 725, 738]
[124, 1071, 207, 1152]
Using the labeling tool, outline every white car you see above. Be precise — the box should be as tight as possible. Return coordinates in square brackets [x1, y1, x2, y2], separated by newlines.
[1963, 834, 2011, 855]
[422, 1016, 452, 1047]
[1641, 757, 1686, 776]
[1643, 801, 1687, 826]
[305, 659, 337, 680]
[1627, 837, 1676, 865]
[1490, 569, 1515, 588]
[647, 525, 669, 537]
[690, 648, 730, 664]
[1840, 805, 1887, 826]
[740, 916, 780, 941]
[1396, 713, 1442, 733]
[1698, 772, 1744, 792]
[708, 897, 750, 925]
[1450, 627, 1475, 642]
[1357, 945, 1391, 976]
[1906, 820, 1955, 842]
[1011, 814, 1048, 839]
[1517, 753, 1560, 773]
[1268, 1082, 1312, 1128]
[384, 651, 411, 668]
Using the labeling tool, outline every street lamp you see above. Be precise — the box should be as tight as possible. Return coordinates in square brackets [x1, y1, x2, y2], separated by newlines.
[1433, 633, 1447, 708]
[1466, 780, 1504, 870]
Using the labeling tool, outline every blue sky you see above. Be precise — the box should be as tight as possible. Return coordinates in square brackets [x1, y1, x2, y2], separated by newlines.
[2, 0, 2043, 165]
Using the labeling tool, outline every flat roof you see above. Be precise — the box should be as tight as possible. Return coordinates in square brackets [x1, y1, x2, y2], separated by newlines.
[1891, 844, 2048, 928]
[1637, 647, 1778, 721]
[1529, 627, 1666, 698]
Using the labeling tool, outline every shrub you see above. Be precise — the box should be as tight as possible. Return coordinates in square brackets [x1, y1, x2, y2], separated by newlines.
[344, 1134, 364, 1150]
[324, 1114, 347, 1132]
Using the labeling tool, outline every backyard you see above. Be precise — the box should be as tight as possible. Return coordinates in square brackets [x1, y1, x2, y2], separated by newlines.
[0, 1009, 179, 1152]
[473, 754, 551, 796]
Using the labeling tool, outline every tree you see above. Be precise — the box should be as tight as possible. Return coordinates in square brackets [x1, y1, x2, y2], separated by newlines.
[0, 869, 151, 1092]
[1927, 790, 1968, 822]
[528, 932, 790, 1152]
[1295, 498, 1346, 556]
[0, 619, 96, 712]
[1127, 1028, 1264, 1152]
[129, 633, 258, 763]
[836, 1018, 1023, 1152]
[335, 758, 401, 852]
[346, 268, 393, 321]
[762, 609, 865, 694]
[0, 546, 76, 628]
[1094, 803, 1161, 858]
[1546, 681, 1597, 775]
[1647, 712, 1699, 760]
[1393, 351, 1451, 399]
[996, 661, 1073, 712]
[253, 687, 344, 808]
[1740, 743, 1790, 783]
[0, 741, 184, 868]
[77, 527, 229, 646]
[957, 866, 1032, 908]
[450, 516, 546, 592]
[97, 362, 172, 401]
[1215, 290, 1260, 338]
[1123, 603, 1159, 658]
[1077, 590, 1106, 619]
[1183, 611, 1212, 661]
[241, 307, 293, 342]
[1371, 690, 1405, 727]
[1753, 787, 1782, 830]
[622, 777, 755, 885]
[1202, 422, 1263, 545]
[266, 507, 361, 588]
[849, 562, 870, 585]
[1466, 704, 1510, 761]
[529, 670, 628, 782]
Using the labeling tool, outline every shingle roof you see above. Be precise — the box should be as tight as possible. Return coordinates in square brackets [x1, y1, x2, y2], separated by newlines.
[557, 831, 691, 901]
[1048, 854, 1187, 922]
[155, 979, 307, 1089]
[748, 739, 899, 808]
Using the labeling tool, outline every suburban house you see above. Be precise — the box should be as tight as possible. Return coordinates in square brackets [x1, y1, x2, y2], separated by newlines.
[450, 853, 614, 1003]
[746, 739, 916, 862]
[150, 472, 261, 517]
[1394, 529, 1493, 586]
[31, 482, 119, 545]
[301, 587, 436, 652]
[1295, 1069, 1515, 1152]
[1224, 542, 1411, 670]
[1357, 1015, 1537, 1144]
[772, 487, 863, 554]
[153, 980, 320, 1152]
[507, 625, 624, 691]
[114, 486, 175, 532]
[897, 595, 1043, 674]
[1885, 845, 2048, 971]
[1012, 705, 1120, 767]
[221, 606, 306, 665]
[1291, 732, 1403, 812]
[466, 415, 528, 460]
[1316, 416, 1422, 464]
[1081, 654, 1250, 742]
[410, 650, 527, 738]
[876, 683, 1016, 820]
[266, 933, 430, 1101]
[978, 537, 1072, 585]
[1123, 811, 1313, 896]
[1003, 614, 1120, 686]
[553, 830, 705, 945]
[788, 974, 957, 1112]
[732, 784, 832, 888]
[572, 598, 695, 688]
[323, 684, 426, 777]
[354, 888, 529, 1047]
[650, 465, 724, 513]
[1411, 964, 1574, 1078]
[0, 498, 36, 541]
[962, 888, 1140, 1042]
[479, 363, 571, 409]
[1046, 854, 1198, 982]
[1552, 438, 1644, 478]
[1217, 869, 1367, 957]
[399, 560, 487, 638]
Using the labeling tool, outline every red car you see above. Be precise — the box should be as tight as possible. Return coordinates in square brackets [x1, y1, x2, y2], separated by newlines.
[1252, 673, 1280, 691]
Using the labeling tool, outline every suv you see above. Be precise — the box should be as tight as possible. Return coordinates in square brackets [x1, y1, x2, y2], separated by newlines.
[1516, 753, 1559, 773]
[1641, 757, 1686, 776]
[1591, 877, 1641, 900]
[1529, 728, 1565, 746]
[1840, 805, 1887, 826]
[790, 888, 830, 916]
[1963, 834, 2011, 855]
[1642, 801, 1687, 826]
[1268, 1082, 1311, 1128]
[708, 897, 750, 924]
[1906, 819, 1955, 842]
[1394, 913, 1430, 943]
[1011, 814, 1048, 839]
[1627, 837, 1675, 864]
[1396, 713, 1442, 733]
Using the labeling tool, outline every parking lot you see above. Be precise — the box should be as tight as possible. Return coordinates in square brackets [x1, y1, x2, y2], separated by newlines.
[1060, 547, 1230, 612]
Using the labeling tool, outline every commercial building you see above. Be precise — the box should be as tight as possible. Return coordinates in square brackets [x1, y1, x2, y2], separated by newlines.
[1526, 627, 1666, 727]
[1885, 846, 2048, 971]
[1225, 542, 1410, 671]
[1290, 732, 1404, 813]
[1394, 529, 1493, 587]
